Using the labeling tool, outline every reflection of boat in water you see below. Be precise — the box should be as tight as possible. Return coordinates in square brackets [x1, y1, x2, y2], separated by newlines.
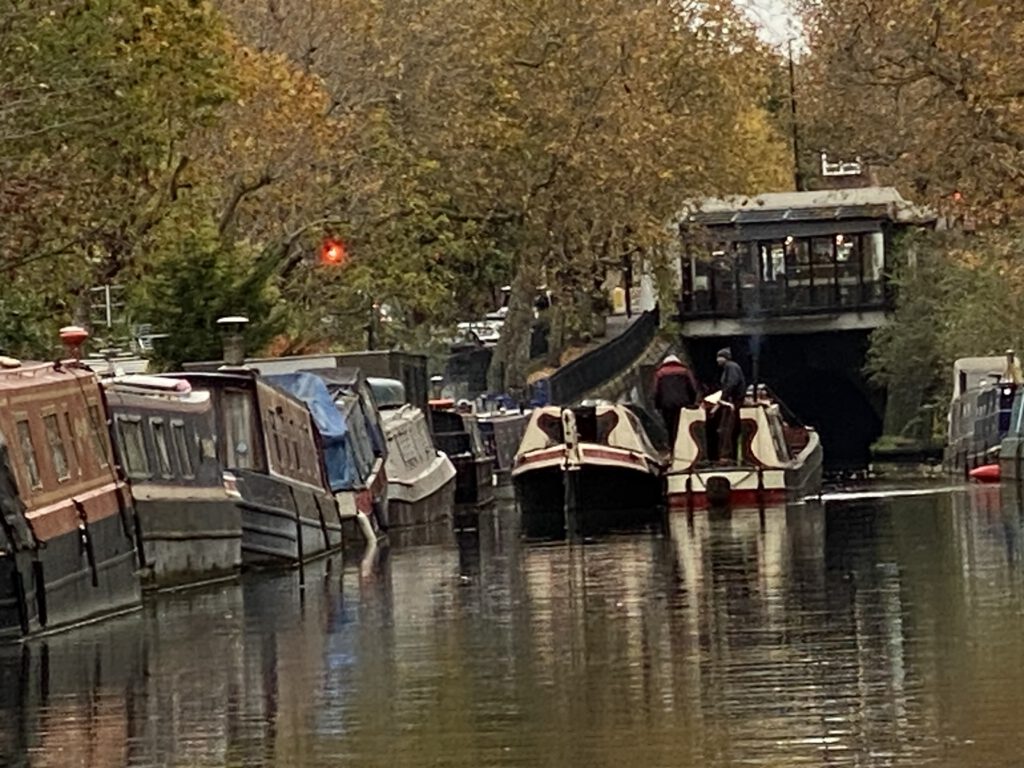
[666, 394, 822, 509]
[104, 375, 242, 589]
[369, 378, 457, 528]
[0, 347, 141, 639]
[512, 403, 665, 536]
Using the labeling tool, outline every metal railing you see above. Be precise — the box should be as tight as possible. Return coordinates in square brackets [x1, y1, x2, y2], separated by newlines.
[547, 307, 659, 406]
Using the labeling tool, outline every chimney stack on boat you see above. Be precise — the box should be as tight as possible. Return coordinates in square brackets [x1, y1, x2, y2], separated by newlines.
[217, 316, 249, 368]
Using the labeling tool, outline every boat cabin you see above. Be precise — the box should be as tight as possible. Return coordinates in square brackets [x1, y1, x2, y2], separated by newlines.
[0, 359, 139, 636]
[946, 356, 1015, 473]
[174, 371, 342, 565]
[0, 362, 123, 535]
[104, 376, 220, 490]
[177, 371, 327, 489]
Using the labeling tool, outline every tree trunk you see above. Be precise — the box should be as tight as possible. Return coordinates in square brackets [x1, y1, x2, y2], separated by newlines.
[487, 262, 535, 392]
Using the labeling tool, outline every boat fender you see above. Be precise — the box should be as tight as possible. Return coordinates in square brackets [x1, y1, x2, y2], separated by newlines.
[73, 499, 99, 588]
[969, 464, 1001, 483]
[354, 510, 377, 546]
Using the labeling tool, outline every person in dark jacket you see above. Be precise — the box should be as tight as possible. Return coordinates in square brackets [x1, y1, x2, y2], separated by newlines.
[654, 354, 700, 445]
[715, 348, 746, 463]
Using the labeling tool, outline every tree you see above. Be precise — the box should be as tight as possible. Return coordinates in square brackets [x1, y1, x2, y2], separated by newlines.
[1, 0, 233, 352]
[129, 201, 285, 369]
[799, 0, 1024, 218]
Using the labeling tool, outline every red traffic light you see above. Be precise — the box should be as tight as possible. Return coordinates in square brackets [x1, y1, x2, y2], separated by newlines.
[320, 239, 348, 266]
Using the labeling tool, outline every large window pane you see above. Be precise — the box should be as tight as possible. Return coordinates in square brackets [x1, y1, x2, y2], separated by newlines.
[43, 414, 70, 481]
[224, 391, 255, 470]
[16, 420, 41, 489]
[116, 416, 150, 478]
[151, 419, 173, 477]
[171, 421, 195, 478]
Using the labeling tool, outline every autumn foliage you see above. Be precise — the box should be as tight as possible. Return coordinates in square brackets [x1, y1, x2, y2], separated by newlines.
[2, 0, 791, 373]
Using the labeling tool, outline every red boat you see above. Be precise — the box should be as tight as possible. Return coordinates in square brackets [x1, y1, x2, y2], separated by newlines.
[0, 338, 141, 638]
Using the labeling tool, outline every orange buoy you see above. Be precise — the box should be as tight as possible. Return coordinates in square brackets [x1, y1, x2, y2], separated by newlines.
[969, 463, 1001, 483]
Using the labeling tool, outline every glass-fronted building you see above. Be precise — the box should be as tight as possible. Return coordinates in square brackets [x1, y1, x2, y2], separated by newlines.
[676, 187, 933, 323]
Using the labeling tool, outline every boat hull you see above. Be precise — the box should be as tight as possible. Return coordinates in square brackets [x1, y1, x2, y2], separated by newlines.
[452, 455, 495, 508]
[514, 463, 663, 538]
[234, 471, 343, 567]
[388, 477, 456, 529]
[667, 452, 823, 510]
[133, 491, 242, 589]
[0, 513, 141, 640]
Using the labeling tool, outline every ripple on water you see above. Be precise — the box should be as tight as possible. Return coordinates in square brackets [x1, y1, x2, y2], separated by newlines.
[2, 488, 1024, 766]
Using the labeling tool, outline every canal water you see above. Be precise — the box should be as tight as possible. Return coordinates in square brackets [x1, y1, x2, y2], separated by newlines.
[2, 483, 1024, 767]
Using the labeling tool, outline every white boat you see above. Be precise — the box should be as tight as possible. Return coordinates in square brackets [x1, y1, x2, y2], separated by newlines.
[368, 378, 457, 528]
[666, 393, 823, 508]
[512, 403, 666, 536]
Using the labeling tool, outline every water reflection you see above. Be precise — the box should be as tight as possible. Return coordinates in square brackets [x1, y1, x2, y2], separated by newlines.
[3, 490, 1024, 766]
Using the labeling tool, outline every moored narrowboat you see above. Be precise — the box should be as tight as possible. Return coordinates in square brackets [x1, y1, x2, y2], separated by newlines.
[178, 371, 344, 566]
[429, 402, 495, 509]
[946, 356, 1017, 477]
[475, 408, 529, 489]
[666, 392, 822, 509]
[369, 378, 457, 528]
[0, 352, 140, 639]
[512, 402, 666, 537]
[103, 375, 241, 589]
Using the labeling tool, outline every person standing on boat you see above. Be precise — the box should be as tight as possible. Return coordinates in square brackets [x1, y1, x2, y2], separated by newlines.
[654, 354, 700, 446]
[716, 348, 746, 464]
[1004, 349, 1022, 385]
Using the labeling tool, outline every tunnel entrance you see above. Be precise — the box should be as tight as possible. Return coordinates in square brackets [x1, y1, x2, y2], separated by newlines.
[685, 331, 884, 471]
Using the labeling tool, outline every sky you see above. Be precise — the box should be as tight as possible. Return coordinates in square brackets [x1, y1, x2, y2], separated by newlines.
[737, 0, 802, 48]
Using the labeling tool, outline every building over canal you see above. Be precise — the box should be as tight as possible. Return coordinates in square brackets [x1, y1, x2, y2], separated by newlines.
[674, 186, 935, 469]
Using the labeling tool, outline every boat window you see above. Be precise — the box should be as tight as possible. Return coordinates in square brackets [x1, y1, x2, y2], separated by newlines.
[43, 414, 70, 482]
[150, 418, 174, 478]
[171, 421, 195, 478]
[265, 410, 282, 468]
[116, 415, 151, 478]
[16, 419, 41, 489]
[87, 404, 110, 468]
[63, 412, 81, 477]
[224, 390, 255, 470]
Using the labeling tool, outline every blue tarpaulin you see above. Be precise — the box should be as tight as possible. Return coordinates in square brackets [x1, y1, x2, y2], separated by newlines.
[265, 372, 356, 492]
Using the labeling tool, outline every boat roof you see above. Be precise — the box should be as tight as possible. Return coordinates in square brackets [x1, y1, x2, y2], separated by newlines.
[0, 360, 96, 392]
[951, 356, 1005, 399]
[680, 186, 936, 226]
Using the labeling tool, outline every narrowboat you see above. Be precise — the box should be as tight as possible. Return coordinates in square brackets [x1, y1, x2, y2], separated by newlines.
[0, 353, 140, 639]
[512, 402, 666, 537]
[103, 375, 242, 588]
[265, 370, 385, 543]
[429, 402, 495, 509]
[475, 408, 529, 488]
[666, 392, 822, 509]
[1000, 389, 1024, 482]
[368, 378, 457, 528]
[946, 356, 1017, 478]
[177, 371, 344, 566]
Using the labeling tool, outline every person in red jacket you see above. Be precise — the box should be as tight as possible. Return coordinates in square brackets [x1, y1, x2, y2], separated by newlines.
[654, 354, 700, 446]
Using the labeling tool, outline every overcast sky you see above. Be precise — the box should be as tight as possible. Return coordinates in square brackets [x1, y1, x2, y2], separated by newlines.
[737, 0, 802, 48]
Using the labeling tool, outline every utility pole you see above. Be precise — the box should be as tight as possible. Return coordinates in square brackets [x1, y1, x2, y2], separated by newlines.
[788, 38, 804, 192]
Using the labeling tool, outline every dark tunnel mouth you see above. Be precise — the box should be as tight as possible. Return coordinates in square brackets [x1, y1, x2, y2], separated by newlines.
[770, 372, 882, 470]
[684, 332, 883, 471]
